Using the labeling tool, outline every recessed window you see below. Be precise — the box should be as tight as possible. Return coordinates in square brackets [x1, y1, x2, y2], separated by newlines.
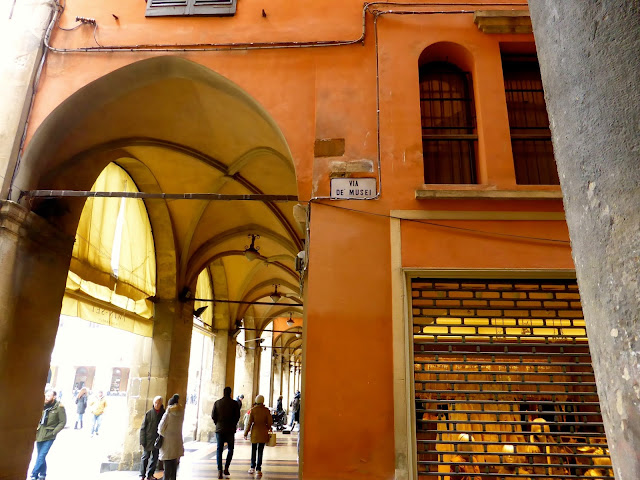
[145, 0, 237, 17]
[502, 57, 559, 185]
[419, 62, 478, 184]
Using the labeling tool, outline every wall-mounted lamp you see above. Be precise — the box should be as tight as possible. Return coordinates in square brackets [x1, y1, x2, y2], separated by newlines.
[286, 312, 295, 326]
[270, 284, 282, 303]
[244, 234, 260, 261]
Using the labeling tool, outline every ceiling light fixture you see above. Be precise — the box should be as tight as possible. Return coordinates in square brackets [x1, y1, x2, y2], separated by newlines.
[269, 284, 282, 303]
[286, 312, 295, 326]
[244, 234, 260, 261]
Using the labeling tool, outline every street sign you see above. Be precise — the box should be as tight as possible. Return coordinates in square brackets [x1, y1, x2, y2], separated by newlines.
[330, 178, 377, 199]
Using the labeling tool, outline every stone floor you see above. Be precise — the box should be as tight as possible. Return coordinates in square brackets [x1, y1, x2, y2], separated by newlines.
[26, 428, 299, 480]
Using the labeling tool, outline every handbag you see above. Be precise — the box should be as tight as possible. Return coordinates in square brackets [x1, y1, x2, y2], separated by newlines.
[266, 432, 277, 447]
[154, 435, 164, 449]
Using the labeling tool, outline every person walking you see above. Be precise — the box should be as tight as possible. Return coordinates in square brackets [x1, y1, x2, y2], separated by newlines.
[89, 390, 107, 437]
[289, 391, 301, 429]
[244, 395, 273, 478]
[212, 386, 241, 479]
[74, 387, 88, 429]
[30, 390, 66, 480]
[158, 394, 184, 480]
[139, 396, 165, 480]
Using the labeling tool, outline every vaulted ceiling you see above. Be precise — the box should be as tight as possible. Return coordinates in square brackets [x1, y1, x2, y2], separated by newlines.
[22, 56, 305, 334]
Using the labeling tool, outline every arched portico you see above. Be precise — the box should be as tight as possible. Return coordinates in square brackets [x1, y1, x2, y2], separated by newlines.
[0, 55, 303, 476]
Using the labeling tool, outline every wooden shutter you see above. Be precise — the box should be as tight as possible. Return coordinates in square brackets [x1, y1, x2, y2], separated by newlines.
[146, 0, 236, 17]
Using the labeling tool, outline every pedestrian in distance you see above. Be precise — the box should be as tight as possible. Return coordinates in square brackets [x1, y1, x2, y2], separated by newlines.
[139, 395, 165, 480]
[158, 394, 184, 480]
[89, 390, 107, 437]
[30, 390, 67, 480]
[289, 390, 301, 429]
[244, 394, 273, 478]
[74, 387, 88, 429]
[235, 393, 244, 430]
[212, 386, 241, 479]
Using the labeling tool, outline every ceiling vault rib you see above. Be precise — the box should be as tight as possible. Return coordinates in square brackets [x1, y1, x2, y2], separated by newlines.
[46, 137, 302, 252]
[123, 138, 303, 251]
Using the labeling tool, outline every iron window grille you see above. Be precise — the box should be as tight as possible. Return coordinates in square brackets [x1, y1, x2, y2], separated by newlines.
[503, 58, 560, 185]
[145, 0, 237, 17]
[419, 62, 478, 184]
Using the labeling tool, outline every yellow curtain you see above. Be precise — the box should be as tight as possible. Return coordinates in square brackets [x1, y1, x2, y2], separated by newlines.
[62, 272, 153, 337]
[195, 268, 213, 327]
[70, 163, 156, 300]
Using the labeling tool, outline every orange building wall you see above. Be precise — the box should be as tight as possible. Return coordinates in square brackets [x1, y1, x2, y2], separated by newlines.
[22, 1, 576, 479]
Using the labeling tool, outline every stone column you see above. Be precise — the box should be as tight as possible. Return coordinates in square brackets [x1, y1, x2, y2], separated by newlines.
[0, 0, 54, 199]
[282, 357, 291, 416]
[528, 2, 640, 478]
[270, 353, 281, 406]
[118, 300, 178, 468]
[166, 301, 194, 401]
[195, 329, 238, 442]
[235, 322, 257, 413]
[0, 201, 74, 478]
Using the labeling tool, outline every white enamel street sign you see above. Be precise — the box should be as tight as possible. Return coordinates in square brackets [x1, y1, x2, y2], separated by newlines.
[330, 178, 377, 199]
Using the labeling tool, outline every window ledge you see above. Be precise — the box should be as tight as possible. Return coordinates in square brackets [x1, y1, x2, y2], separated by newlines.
[415, 187, 563, 200]
[474, 10, 532, 34]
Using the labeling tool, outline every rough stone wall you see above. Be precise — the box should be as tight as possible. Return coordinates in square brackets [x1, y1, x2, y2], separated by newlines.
[528, 1, 640, 478]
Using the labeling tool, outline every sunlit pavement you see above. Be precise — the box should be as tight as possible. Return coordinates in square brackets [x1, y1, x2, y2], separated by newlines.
[26, 427, 299, 480]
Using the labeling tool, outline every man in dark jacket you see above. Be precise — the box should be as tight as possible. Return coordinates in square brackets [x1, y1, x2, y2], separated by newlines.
[30, 390, 66, 480]
[212, 386, 241, 479]
[139, 396, 165, 480]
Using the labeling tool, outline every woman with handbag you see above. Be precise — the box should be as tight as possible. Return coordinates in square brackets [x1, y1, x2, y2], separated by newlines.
[244, 395, 273, 478]
[158, 394, 184, 480]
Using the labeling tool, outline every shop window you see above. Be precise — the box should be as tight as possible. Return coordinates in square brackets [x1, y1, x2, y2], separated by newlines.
[419, 62, 477, 184]
[503, 58, 560, 185]
[145, 0, 237, 17]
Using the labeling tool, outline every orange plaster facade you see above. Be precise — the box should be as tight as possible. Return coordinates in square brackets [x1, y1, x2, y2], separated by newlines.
[21, 1, 576, 479]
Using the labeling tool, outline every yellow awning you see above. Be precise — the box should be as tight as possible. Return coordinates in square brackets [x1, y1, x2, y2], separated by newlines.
[70, 163, 156, 301]
[62, 271, 154, 336]
[195, 268, 213, 327]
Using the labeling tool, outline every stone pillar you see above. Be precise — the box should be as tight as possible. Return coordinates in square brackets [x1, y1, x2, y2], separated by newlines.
[0, 201, 74, 479]
[195, 329, 237, 442]
[0, 0, 53, 199]
[283, 357, 291, 415]
[118, 301, 173, 468]
[235, 322, 257, 413]
[166, 301, 194, 401]
[271, 353, 281, 406]
[528, 2, 640, 478]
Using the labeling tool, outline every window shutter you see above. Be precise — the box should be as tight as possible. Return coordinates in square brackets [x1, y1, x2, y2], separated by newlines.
[146, 0, 236, 16]
[190, 0, 236, 15]
[146, 0, 189, 17]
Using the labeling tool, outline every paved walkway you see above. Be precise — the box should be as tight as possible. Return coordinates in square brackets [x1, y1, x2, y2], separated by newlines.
[26, 428, 299, 480]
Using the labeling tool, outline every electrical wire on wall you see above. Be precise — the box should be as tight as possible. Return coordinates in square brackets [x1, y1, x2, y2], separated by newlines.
[308, 201, 571, 245]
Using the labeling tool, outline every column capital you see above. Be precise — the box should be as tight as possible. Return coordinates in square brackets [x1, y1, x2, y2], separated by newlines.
[0, 201, 74, 255]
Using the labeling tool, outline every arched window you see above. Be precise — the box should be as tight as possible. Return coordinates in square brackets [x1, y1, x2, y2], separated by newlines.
[419, 62, 477, 184]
